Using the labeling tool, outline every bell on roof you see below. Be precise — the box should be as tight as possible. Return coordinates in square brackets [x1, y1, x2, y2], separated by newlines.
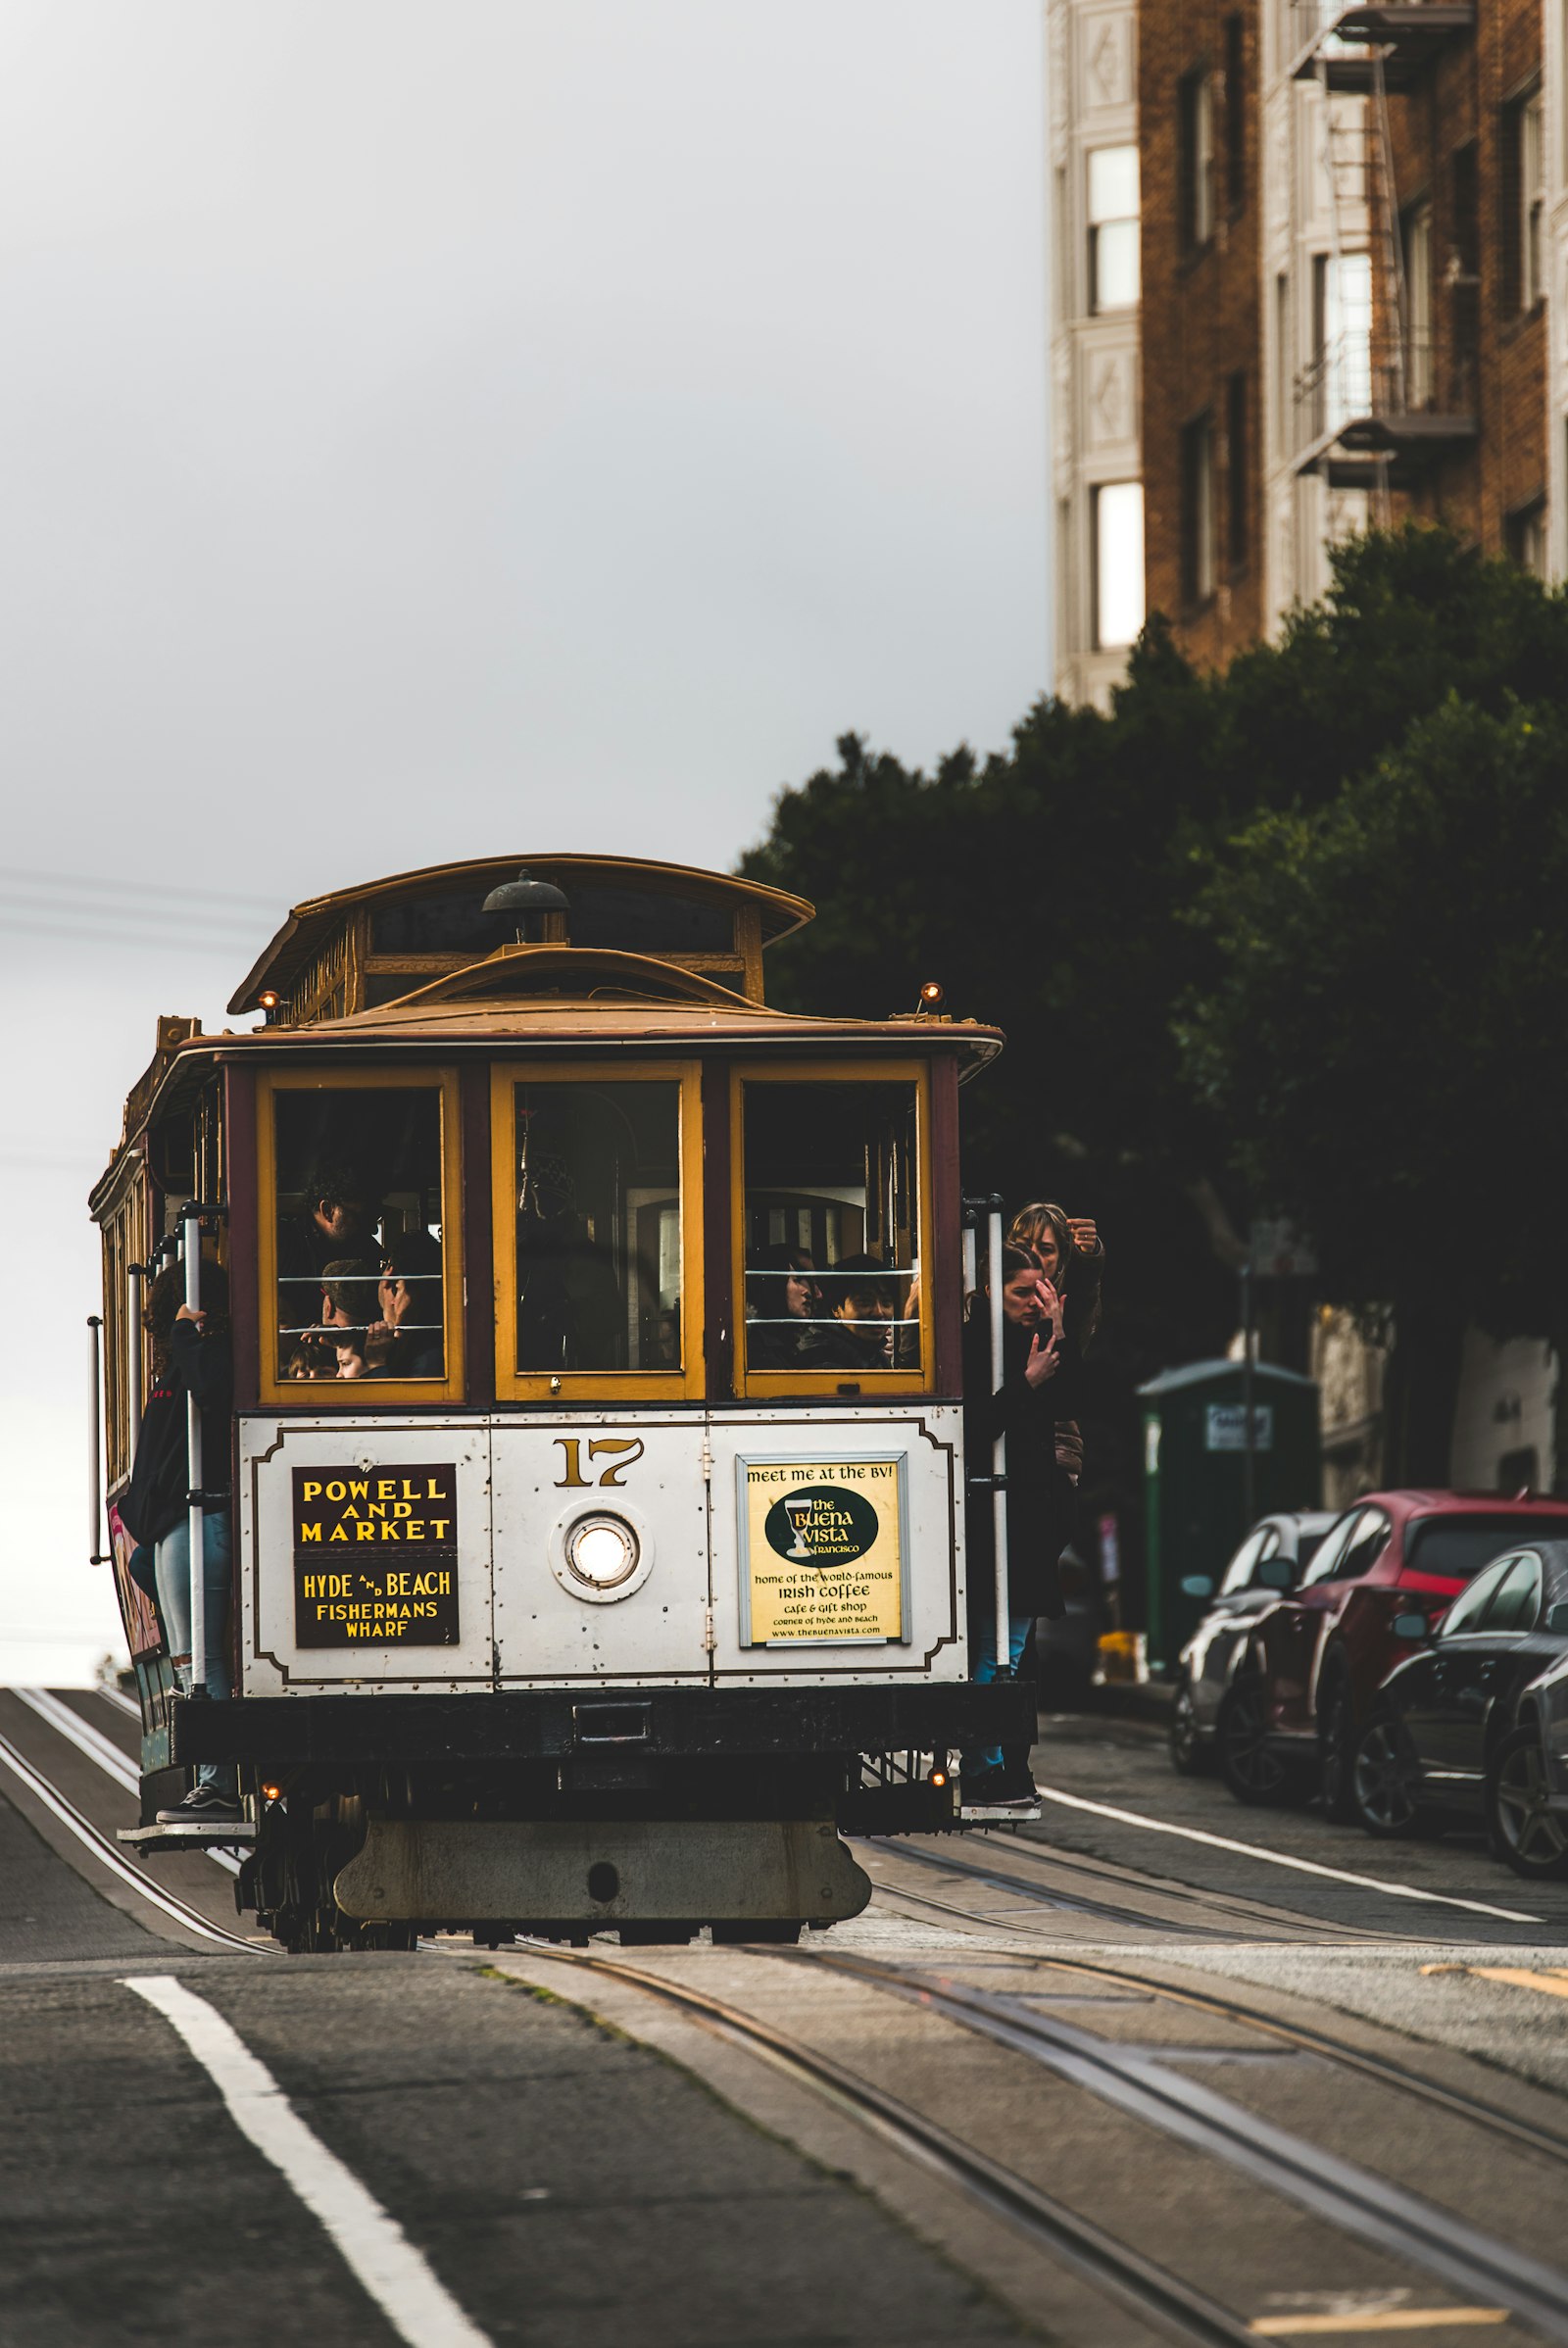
[481, 867, 569, 943]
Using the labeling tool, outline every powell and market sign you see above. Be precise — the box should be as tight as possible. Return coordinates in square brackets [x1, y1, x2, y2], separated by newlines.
[291, 1465, 460, 1646]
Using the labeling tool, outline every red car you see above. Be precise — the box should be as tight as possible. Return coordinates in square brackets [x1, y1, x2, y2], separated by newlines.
[1217, 1490, 1568, 1814]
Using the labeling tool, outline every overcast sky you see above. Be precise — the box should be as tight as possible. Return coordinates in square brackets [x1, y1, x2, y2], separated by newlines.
[0, 1, 1048, 1679]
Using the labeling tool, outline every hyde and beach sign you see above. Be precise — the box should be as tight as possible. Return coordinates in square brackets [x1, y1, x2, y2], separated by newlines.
[291, 1464, 460, 1647]
[739, 1456, 906, 1643]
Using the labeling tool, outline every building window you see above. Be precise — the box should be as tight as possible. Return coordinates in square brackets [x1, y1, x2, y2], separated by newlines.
[1181, 416, 1215, 606]
[1224, 15, 1246, 213]
[1226, 371, 1249, 573]
[1092, 482, 1146, 648]
[1311, 249, 1372, 433]
[1521, 89, 1544, 309]
[1401, 200, 1432, 407]
[1274, 271, 1292, 455]
[1505, 497, 1548, 575]
[1054, 165, 1070, 321]
[1180, 71, 1215, 250]
[1088, 146, 1141, 312]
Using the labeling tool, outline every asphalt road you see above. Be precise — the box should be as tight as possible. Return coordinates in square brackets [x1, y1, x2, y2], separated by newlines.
[7, 1687, 1568, 2348]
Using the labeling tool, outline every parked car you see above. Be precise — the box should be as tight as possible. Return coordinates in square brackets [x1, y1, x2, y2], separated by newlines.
[1168, 1512, 1336, 1774]
[1348, 1542, 1568, 1839]
[1216, 1491, 1568, 1812]
[1486, 1591, 1568, 1880]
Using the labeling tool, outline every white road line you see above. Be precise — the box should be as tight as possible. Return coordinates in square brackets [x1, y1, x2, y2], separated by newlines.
[0, 1732, 255, 1950]
[96, 1682, 142, 1722]
[11, 1686, 241, 1878]
[124, 1977, 493, 2348]
[1030, 1785, 1545, 1927]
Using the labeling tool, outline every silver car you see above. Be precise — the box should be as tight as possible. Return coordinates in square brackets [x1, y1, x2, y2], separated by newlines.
[1169, 1511, 1337, 1774]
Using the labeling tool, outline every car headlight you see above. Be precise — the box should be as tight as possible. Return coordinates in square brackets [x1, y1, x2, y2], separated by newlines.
[564, 1513, 641, 1591]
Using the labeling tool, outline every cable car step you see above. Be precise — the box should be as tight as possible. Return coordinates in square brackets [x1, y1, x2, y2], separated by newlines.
[117, 1821, 258, 1854]
[957, 1799, 1043, 1824]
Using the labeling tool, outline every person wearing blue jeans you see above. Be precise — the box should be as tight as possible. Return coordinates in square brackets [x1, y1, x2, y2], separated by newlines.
[960, 1612, 1036, 1785]
[154, 1510, 238, 1805]
[121, 1257, 240, 1822]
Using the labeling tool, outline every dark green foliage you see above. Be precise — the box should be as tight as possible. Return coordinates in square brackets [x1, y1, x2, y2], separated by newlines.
[740, 524, 1568, 1482]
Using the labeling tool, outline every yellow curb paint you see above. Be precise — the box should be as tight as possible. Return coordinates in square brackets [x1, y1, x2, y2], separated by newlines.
[1250, 2313, 1508, 2334]
[1421, 1964, 1568, 2001]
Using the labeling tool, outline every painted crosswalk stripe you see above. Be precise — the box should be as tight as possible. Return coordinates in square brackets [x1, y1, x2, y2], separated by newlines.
[124, 1976, 492, 2348]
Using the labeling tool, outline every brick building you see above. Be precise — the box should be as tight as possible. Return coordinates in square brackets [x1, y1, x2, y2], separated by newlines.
[1050, 0, 1564, 699]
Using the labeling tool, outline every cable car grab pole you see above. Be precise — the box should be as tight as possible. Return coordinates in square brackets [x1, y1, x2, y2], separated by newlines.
[181, 1207, 206, 1702]
[87, 1317, 106, 1566]
[127, 1261, 144, 1454]
[987, 1199, 1009, 1673]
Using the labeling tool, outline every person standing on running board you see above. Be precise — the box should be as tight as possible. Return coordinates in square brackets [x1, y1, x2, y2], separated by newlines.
[959, 1244, 1074, 1808]
[121, 1259, 240, 1822]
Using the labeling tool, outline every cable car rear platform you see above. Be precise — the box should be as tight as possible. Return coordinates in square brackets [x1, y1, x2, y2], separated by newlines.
[168, 1681, 1035, 1768]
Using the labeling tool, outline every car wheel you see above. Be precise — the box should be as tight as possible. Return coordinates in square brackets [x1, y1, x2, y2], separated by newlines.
[1318, 1672, 1358, 1824]
[1217, 1675, 1295, 1805]
[1350, 1712, 1422, 1838]
[1487, 1726, 1568, 1881]
[1168, 1684, 1210, 1776]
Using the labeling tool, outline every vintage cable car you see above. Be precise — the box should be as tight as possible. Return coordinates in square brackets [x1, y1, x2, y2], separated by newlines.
[88, 854, 1031, 1950]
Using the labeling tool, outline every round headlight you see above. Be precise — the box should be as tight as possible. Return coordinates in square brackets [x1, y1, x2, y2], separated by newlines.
[564, 1512, 640, 1591]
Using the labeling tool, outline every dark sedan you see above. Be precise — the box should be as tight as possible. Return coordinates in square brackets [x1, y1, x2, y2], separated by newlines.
[1349, 1541, 1568, 1837]
[1168, 1512, 1336, 1774]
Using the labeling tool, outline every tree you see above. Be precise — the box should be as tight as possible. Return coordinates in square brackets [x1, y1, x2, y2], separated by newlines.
[1179, 696, 1568, 1478]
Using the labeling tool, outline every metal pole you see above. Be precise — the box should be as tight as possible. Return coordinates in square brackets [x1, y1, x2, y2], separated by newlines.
[87, 1317, 106, 1565]
[181, 1208, 206, 1700]
[987, 1200, 1009, 1672]
[1241, 1261, 1256, 1534]
[127, 1262, 145, 1454]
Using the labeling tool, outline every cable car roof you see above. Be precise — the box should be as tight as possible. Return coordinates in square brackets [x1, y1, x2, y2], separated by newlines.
[228, 853, 816, 1016]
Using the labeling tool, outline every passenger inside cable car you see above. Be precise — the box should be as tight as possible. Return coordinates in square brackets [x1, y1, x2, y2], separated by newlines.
[270, 1084, 448, 1383]
[740, 1075, 922, 1381]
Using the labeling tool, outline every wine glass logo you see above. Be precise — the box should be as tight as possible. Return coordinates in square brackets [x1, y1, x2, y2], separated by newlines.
[783, 1492, 814, 1560]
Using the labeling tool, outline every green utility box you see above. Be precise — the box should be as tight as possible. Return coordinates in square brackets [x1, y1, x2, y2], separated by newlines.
[1138, 1359, 1321, 1674]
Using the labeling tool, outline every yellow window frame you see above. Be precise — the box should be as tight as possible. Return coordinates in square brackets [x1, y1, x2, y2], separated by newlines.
[730, 1057, 935, 1398]
[490, 1060, 705, 1403]
[256, 1066, 466, 1407]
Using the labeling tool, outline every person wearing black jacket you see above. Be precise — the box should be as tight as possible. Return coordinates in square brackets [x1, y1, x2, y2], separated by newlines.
[959, 1245, 1077, 1807]
[120, 1261, 238, 1821]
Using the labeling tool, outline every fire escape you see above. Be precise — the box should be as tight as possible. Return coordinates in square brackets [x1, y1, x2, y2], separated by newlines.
[1293, 0, 1477, 507]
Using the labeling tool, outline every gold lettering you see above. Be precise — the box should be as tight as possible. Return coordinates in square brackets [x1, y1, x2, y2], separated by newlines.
[554, 1438, 589, 1489]
[300, 1522, 321, 1543]
[393, 1500, 413, 1518]
[377, 1479, 395, 1500]
[329, 1524, 348, 1542]
[589, 1437, 644, 1487]
[302, 1480, 322, 1501]
[356, 1522, 375, 1542]
[325, 1481, 346, 1502]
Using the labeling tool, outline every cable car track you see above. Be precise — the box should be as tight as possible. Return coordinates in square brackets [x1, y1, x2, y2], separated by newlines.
[857, 1851, 1568, 2167]
[860, 1832, 1390, 1943]
[0, 1728, 264, 1956]
[513, 1939, 1260, 2348]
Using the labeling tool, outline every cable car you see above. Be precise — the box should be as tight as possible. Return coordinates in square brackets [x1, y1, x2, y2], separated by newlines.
[88, 854, 1032, 1950]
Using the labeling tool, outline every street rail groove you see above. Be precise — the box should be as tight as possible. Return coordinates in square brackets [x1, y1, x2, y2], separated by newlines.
[0, 1731, 261, 1953]
[965, 1827, 1411, 1942]
[859, 1871, 1568, 2168]
[1027, 1785, 1546, 1928]
[512, 1939, 1261, 2348]
[125, 1975, 493, 2348]
[795, 1946, 1568, 2345]
[9, 1687, 242, 1877]
[864, 1834, 1384, 1943]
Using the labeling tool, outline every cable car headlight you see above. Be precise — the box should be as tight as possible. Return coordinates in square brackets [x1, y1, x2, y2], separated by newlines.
[564, 1513, 640, 1591]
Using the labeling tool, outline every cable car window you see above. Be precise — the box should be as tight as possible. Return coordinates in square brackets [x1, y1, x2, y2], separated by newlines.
[507, 1080, 682, 1375]
[740, 1076, 924, 1382]
[267, 1080, 455, 1392]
